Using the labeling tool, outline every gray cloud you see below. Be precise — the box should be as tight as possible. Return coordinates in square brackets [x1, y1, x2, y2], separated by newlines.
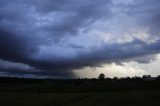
[0, 0, 160, 78]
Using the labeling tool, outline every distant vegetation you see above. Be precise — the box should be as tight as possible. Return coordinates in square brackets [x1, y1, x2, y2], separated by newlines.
[0, 74, 160, 92]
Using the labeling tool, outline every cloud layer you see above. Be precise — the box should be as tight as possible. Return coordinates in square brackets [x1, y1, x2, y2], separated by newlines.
[0, 0, 160, 78]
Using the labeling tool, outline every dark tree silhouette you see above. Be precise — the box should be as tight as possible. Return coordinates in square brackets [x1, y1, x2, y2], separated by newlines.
[113, 77, 118, 80]
[142, 75, 151, 79]
[156, 75, 160, 80]
[142, 75, 152, 81]
[98, 73, 105, 80]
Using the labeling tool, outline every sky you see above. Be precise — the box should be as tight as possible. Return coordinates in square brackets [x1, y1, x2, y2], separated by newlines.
[0, 0, 160, 78]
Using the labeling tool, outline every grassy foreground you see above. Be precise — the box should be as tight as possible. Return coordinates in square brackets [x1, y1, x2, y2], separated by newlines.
[0, 90, 160, 106]
[0, 78, 160, 106]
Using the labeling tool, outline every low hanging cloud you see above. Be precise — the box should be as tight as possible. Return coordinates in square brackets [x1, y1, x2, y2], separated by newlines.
[0, 0, 160, 78]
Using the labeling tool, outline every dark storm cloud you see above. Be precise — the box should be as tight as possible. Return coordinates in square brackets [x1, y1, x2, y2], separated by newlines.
[0, 0, 113, 77]
[0, 0, 160, 78]
[28, 0, 112, 39]
[123, 0, 160, 37]
[81, 39, 160, 64]
[48, 39, 160, 71]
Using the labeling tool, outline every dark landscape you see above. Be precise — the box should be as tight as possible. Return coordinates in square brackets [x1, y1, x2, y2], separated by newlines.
[0, 75, 160, 106]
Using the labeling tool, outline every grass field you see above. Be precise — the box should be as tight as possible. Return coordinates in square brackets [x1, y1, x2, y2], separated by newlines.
[0, 89, 160, 106]
[0, 79, 160, 106]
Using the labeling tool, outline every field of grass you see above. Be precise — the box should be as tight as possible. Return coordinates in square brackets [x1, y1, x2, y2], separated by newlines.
[0, 78, 160, 106]
[0, 89, 160, 106]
